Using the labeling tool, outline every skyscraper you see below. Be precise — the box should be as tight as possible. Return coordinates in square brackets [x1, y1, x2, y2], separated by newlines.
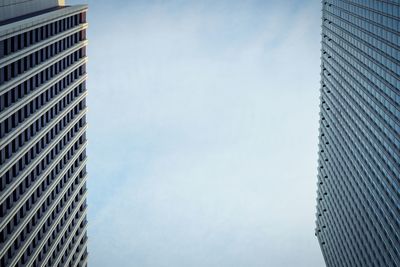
[315, 1, 400, 266]
[0, 1, 88, 266]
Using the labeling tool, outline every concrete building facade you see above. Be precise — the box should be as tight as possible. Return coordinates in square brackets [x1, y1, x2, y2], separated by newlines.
[0, 1, 88, 266]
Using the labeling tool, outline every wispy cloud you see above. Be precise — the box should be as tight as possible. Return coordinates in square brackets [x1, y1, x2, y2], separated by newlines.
[73, 0, 325, 266]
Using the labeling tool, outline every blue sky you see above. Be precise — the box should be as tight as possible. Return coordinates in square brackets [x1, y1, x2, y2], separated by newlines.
[69, 0, 325, 266]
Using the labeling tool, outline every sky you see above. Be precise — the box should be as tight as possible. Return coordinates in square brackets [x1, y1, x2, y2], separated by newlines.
[68, 0, 325, 266]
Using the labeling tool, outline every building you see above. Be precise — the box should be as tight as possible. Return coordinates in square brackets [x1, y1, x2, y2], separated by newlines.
[0, 1, 88, 266]
[315, 1, 400, 266]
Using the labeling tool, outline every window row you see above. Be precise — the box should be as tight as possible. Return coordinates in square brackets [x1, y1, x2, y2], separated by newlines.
[63, 224, 87, 267]
[318, 137, 384, 265]
[321, 85, 400, 217]
[323, 6, 400, 59]
[0, 50, 86, 140]
[0, 99, 86, 197]
[0, 81, 85, 168]
[0, 12, 87, 58]
[0, 139, 86, 246]
[0, 133, 86, 225]
[323, 12, 400, 92]
[0, 30, 86, 86]
[322, 46, 400, 155]
[318, 124, 399, 266]
[0, 47, 86, 114]
[0, 97, 86, 199]
[1, 179, 86, 267]
[30, 202, 86, 267]
[326, 0, 400, 29]
[322, 65, 400, 181]
[44, 209, 86, 267]
[16, 173, 86, 267]
[0, 150, 85, 246]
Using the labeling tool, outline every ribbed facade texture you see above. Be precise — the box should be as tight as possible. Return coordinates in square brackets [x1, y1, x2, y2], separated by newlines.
[0, 2, 88, 266]
[315, 1, 400, 266]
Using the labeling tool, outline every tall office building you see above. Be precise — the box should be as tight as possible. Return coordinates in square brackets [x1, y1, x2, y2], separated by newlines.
[0, 1, 88, 266]
[315, 1, 400, 266]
